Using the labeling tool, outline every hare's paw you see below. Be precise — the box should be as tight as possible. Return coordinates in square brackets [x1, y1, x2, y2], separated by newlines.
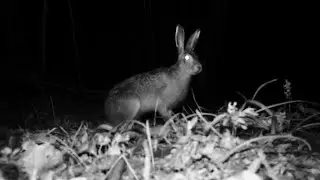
[158, 107, 174, 121]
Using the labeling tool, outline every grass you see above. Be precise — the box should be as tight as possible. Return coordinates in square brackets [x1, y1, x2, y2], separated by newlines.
[1, 79, 320, 180]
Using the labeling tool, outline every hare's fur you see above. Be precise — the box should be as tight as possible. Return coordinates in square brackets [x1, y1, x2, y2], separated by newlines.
[104, 25, 202, 126]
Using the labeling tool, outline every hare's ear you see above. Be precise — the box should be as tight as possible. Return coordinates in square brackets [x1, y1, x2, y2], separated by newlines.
[186, 28, 201, 51]
[175, 24, 185, 54]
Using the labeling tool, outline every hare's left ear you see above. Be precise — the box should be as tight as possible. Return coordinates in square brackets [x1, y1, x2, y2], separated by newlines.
[186, 28, 201, 51]
[175, 24, 185, 54]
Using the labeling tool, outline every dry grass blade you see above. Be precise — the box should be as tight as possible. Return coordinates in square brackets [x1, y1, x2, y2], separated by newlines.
[143, 140, 151, 180]
[145, 121, 154, 167]
[71, 122, 84, 147]
[196, 110, 222, 138]
[255, 100, 306, 113]
[293, 112, 320, 129]
[252, 79, 278, 100]
[246, 100, 274, 116]
[294, 122, 320, 132]
[219, 134, 311, 164]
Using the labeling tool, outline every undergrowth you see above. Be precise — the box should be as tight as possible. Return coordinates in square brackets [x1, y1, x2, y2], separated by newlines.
[1, 79, 320, 180]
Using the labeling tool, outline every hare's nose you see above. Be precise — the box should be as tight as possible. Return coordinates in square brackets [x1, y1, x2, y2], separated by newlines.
[195, 64, 202, 73]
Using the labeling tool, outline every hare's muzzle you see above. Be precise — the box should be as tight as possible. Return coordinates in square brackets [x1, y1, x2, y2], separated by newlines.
[194, 64, 202, 74]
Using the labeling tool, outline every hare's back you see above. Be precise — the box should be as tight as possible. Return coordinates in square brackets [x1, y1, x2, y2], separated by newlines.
[106, 71, 166, 102]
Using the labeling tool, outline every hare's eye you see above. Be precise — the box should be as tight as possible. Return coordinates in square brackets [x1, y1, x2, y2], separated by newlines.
[184, 54, 192, 62]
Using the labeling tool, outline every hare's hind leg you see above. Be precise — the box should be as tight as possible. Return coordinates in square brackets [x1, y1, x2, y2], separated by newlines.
[105, 99, 140, 126]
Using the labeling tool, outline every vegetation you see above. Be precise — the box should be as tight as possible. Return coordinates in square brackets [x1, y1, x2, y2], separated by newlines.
[1, 79, 320, 180]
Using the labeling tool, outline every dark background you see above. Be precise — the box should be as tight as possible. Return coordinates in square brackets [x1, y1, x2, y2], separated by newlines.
[0, 0, 319, 128]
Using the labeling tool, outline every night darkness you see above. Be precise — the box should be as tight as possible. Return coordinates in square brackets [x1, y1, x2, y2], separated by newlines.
[1, 0, 319, 129]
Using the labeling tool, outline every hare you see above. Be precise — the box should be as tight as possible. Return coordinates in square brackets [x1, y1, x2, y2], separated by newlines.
[104, 24, 202, 127]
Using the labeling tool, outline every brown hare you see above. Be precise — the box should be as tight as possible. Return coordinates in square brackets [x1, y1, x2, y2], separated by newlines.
[104, 24, 202, 127]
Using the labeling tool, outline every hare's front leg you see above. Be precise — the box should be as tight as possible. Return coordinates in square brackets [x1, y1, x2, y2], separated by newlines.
[158, 106, 174, 122]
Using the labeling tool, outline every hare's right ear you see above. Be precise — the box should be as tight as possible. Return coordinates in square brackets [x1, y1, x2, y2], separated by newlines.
[175, 25, 185, 54]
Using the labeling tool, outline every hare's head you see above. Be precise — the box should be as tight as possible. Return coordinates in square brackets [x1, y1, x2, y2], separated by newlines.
[174, 25, 202, 75]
